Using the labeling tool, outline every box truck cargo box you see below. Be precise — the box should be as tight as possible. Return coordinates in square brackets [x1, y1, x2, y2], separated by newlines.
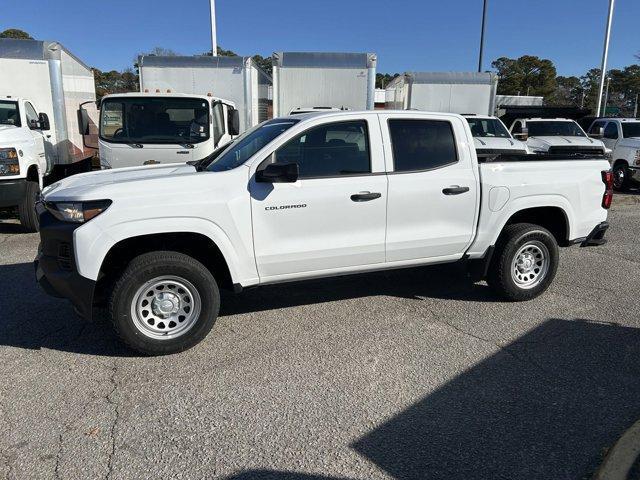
[138, 55, 271, 132]
[385, 72, 498, 115]
[272, 52, 377, 117]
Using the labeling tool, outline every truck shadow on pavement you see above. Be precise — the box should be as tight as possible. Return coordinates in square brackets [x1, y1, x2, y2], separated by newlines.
[0, 261, 492, 356]
[351, 318, 640, 480]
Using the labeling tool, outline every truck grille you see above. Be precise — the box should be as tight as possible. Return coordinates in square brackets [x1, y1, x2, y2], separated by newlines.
[547, 146, 604, 155]
[57, 243, 73, 271]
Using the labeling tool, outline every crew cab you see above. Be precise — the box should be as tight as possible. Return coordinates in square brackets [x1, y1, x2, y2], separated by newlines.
[510, 118, 608, 156]
[463, 115, 528, 158]
[35, 111, 612, 355]
[587, 118, 640, 191]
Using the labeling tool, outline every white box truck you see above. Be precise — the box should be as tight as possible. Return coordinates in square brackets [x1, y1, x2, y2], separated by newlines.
[272, 52, 377, 117]
[138, 55, 271, 132]
[0, 38, 97, 231]
[385, 72, 498, 115]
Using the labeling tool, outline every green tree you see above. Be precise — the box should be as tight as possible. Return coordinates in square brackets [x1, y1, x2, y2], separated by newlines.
[548, 76, 584, 106]
[93, 67, 138, 99]
[376, 73, 399, 89]
[492, 55, 557, 98]
[0, 28, 32, 39]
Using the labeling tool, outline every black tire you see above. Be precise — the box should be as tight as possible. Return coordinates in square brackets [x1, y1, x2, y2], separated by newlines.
[18, 180, 40, 232]
[109, 251, 220, 355]
[612, 162, 630, 192]
[487, 223, 559, 301]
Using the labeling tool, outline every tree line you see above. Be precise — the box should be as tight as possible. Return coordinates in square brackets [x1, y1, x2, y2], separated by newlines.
[2, 28, 638, 116]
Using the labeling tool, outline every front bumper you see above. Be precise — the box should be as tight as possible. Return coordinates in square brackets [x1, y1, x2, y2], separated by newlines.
[0, 178, 26, 208]
[34, 207, 95, 319]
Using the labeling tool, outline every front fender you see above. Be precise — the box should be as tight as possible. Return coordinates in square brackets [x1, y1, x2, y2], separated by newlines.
[72, 216, 258, 285]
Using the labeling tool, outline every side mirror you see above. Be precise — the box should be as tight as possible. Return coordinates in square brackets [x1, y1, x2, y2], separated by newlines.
[77, 108, 90, 135]
[514, 127, 528, 141]
[38, 113, 50, 131]
[256, 162, 299, 183]
[590, 126, 604, 139]
[228, 108, 240, 136]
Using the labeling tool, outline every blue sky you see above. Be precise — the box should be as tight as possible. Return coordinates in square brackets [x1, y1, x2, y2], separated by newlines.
[2, 0, 638, 76]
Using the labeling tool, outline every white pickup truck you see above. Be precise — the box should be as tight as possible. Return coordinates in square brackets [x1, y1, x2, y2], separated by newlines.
[463, 114, 528, 158]
[587, 118, 640, 191]
[510, 118, 608, 156]
[35, 110, 612, 355]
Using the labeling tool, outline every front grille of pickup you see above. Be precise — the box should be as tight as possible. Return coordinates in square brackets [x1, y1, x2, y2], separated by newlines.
[547, 146, 604, 155]
[57, 243, 73, 271]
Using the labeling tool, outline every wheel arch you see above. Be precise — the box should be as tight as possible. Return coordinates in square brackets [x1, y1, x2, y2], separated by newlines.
[93, 231, 235, 307]
[501, 206, 570, 246]
[613, 158, 629, 168]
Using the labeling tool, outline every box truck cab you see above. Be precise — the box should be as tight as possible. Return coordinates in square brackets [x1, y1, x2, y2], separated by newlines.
[0, 38, 98, 232]
[463, 115, 528, 158]
[0, 97, 51, 230]
[96, 93, 240, 169]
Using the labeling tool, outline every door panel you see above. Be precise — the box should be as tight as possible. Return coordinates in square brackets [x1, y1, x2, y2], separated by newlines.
[380, 114, 479, 262]
[251, 175, 387, 277]
[249, 116, 387, 279]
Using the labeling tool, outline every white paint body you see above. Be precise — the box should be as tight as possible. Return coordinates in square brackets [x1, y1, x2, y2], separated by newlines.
[42, 111, 610, 288]
[587, 118, 640, 181]
[97, 93, 236, 170]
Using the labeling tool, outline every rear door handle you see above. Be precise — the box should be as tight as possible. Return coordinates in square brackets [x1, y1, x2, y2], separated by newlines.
[351, 191, 382, 202]
[442, 186, 470, 195]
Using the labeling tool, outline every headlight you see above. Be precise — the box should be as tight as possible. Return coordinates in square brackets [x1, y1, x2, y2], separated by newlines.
[0, 148, 19, 176]
[45, 200, 112, 223]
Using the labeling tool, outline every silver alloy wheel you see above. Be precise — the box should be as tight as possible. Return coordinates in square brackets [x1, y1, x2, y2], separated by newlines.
[511, 241, 550, 290]
[131, 275, 202, 340]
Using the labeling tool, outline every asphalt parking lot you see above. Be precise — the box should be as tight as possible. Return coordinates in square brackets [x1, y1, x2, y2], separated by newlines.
[1, 194, 639, 480]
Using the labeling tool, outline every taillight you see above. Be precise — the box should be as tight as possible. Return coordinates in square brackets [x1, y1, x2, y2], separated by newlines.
[601, 170, 613, 209]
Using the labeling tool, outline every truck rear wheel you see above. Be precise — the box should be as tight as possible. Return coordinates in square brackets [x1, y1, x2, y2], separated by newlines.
[109, 251, 220, 355]
[18, 180, 40, 232]
[487, 223, 559, 301]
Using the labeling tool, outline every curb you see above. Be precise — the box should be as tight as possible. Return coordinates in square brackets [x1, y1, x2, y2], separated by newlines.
[594, 419, 640, 480]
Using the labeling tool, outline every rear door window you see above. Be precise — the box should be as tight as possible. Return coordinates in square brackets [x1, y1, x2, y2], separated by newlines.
[388, 119, 458, 172]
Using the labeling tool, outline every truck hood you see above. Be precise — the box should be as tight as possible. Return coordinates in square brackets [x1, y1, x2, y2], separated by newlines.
[473, 136, 527, 152]
[0, 124, 32, 147]
[527, 136, 604, 150]
[43, 163, 198, 200]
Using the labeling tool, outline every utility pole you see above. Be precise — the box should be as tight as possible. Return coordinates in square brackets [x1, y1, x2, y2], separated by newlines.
[478, 0, 488, 72]
[603, 77, 611, 115]
[634, 93, 639, 118]
[210, 0, 217, 56]
[596, 0, 615, 116]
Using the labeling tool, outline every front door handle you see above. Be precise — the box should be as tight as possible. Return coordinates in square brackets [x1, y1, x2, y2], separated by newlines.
[442, 186, 470, 195]
[351, 191, 382, 202]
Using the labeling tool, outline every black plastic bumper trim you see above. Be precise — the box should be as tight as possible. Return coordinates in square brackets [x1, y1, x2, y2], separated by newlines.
[0, 178, 27, 208]
[580, 221, 609, 247]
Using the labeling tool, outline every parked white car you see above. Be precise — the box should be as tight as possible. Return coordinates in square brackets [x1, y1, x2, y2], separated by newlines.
[587, 118, 640, 191]
[35, 110, 612, 355]
[510, 118, 608, 156]
[463, 115, 528, 158]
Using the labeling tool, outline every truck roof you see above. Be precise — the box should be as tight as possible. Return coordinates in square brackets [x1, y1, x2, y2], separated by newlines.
[102, 92, 235, 106]
[277, 110, 467, 122]
[521, 118, 576, 122]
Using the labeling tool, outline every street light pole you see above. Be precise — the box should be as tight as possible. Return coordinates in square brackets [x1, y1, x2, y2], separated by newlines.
[603, 77, 611, 115]
[634, 93, 639, 118]
[210, 0, 218, 56]
[478, 0, 488, 72]
[596, 0, 615, 116]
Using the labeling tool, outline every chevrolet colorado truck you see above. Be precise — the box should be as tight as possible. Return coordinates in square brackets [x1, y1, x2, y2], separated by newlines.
[587, 118, 640, 191]
[35, 111, 612, 355]
[510, 118, 608, 156]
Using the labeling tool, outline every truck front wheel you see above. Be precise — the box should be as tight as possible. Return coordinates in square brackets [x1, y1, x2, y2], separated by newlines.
[18, 180, 40, 232]
[109, 251, 220, 355]
[487, 223, 559, 301]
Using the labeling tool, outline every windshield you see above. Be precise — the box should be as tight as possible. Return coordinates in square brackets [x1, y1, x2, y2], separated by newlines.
[206, 119, 299, 172]
[0, 100, 20, 127]
[99, 97, 213, 144]
[622, 122, 640, 138]
[527, 121, 586, 137]
[466, 117, 511, 138]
